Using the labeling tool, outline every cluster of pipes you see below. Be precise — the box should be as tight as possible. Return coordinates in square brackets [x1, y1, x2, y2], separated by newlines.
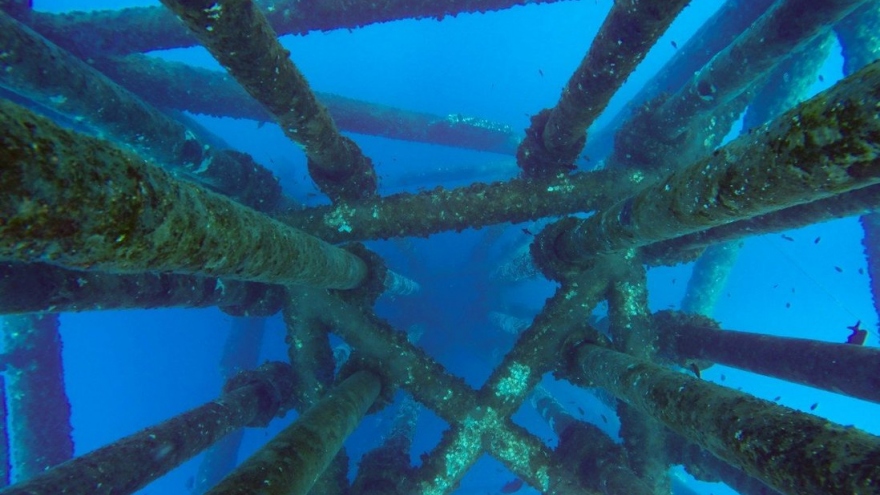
[1, 0, 879, 494]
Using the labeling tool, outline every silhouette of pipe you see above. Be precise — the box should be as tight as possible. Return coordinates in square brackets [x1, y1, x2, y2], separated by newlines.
[653, 311, 880, 405]
[518, 0, 689, 177]
[0, 362, 295, 495]
[0, 100, 367, 289]
[94, 55, 519, 156]
[538, 59, 880, 266]
[206, 370, 381, 495]
[161, 0, 377, 202]
[562, 343, 880, 495]
[0, 12, 282, 212]
[14, 0, 568, 58]
[0, 314, 73, 481]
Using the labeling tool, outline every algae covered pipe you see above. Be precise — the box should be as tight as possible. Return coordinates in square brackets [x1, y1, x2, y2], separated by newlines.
[540, 58, 880, 265]
[207, 370, 382, 495]
[0, 362, 295, 495]
[565, 344, 880, 495]
[0, 99, 367, 290]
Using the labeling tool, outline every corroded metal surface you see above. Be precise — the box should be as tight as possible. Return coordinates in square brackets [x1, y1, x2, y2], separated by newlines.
[567, 344, 880, 495]
[161, 0, 377, 202]
[0, 100, 367, 289]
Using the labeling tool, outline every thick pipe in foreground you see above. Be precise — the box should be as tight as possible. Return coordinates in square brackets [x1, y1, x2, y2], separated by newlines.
[654, 313, 880, 404]
[566, 344, 880, 495]
[0, 362, 294, 495]
[0, 100, 367, 290]
[207, 370, 381, 495]
[161, 0, 376, 203]
[543, 58, 880, 265]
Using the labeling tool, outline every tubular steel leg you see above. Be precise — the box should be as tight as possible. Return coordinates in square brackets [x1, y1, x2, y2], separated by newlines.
[206, 370, 381, 495]
[0, 362, 294, 495]
[563, 344, 880, 495]
[0, 314, 73, 480]
[160, 0, 377, 203]
[539, 58, 880, 265]
[653, 312, 880, 405]
[0, 100, 367, 290]
[518, 0, 689, 177]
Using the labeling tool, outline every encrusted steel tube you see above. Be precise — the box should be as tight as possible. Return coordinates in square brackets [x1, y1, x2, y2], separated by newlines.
[0, 12, 282, 212]
[0, 362, 295, 495]
[518, 0, 689, 176]
[541, 59, 880, 265]
[653, 0, 868, 140]
[206, 370, 381, 495]
[0, 100, 367, 290]
[564, 344, 880, 495]
[653, 312, 880, 405]
[160, 0, 377, 202]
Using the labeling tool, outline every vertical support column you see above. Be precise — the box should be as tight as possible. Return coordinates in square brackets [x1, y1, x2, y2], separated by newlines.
[0, 376, 11, 488]
[0, 314, 73, 480]
[206, 370, 382, 495]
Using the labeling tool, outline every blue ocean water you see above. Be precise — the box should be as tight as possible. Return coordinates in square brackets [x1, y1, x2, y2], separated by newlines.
[3, 1, 879, 494]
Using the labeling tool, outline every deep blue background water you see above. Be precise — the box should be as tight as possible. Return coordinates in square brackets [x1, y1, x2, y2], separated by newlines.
[22, 1, 880, 494]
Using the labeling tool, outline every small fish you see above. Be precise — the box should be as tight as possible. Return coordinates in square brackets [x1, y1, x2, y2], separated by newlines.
[814, 237, 821, 244]
[671, 40, 678, 49]
[671, 278, 676, 285]
[846, 320, 868, 346]
[819, 74, 825, 82]
[522, 228, 533, 236]
[781, 234, 794, 241]
[810, 403, 818, 411]
[834, 266, 843, 273]
[577, 406, 585, 415]
[538, 69, 544, 77]
[786, 302, 791, 309]
[600, 414, 608, 423]
[773, 396, 781, 401]
[689, 363, 701, 379]
[859, 268, 865, 275]
[720, 374, 726, 382]
[501, 478, 524, 493]
[773, 284, 779, 289]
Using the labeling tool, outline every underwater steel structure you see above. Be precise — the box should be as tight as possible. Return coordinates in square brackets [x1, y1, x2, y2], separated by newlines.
[1, 0, 880, 494]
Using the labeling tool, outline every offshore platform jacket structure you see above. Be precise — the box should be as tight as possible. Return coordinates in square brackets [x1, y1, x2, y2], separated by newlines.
[1, 0, 880, 494]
